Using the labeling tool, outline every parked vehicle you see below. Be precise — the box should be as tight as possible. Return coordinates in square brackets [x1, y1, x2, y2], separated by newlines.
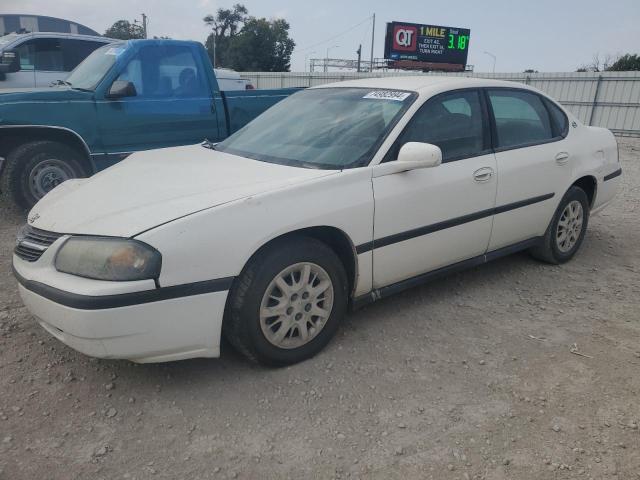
[214, 68, 254, 90]
[0, 32, 112, 88]
[13, 77, 621, 366]
[0, 39, 298, 209]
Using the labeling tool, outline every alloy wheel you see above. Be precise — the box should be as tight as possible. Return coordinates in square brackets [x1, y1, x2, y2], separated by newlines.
[556, 200, 584, 253]
[259, 262, 334, 349]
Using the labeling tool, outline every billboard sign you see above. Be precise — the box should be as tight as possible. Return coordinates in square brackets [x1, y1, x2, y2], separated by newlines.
[384, 21, 471, 66]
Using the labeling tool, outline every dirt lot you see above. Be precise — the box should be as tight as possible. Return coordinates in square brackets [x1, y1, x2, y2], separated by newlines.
[1, 139, 639, 480]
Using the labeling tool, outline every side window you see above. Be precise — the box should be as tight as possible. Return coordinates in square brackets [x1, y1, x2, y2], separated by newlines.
[32, 38, 65, 72]
[14, 40, 36, 71]
[488, 89, 553, 148]
[543, 98, 569, 138]
[395, 90, 486, 162]
[62, 40, 106, 71]
[114, 45, 208, 98]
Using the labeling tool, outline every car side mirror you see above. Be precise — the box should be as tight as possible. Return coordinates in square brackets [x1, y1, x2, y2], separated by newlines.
[373, 142, 442, 177]
[397, 142, 442, 169]
[107, 80, 137, 99]
[0, 50, 20, 74]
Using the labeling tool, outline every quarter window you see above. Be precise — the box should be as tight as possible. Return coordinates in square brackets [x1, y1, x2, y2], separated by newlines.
[394, 90, 486, 162]
[543, 98, 569, 138]
[488, 90, 553, 148]
[14, 40, 36, 71]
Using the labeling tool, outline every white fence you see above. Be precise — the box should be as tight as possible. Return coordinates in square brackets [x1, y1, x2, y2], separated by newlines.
[242, 71, 640, 137]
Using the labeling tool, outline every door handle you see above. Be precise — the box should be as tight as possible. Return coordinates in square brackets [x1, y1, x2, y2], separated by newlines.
[555, 152, 570, 165]
[473, 167, 494, 182]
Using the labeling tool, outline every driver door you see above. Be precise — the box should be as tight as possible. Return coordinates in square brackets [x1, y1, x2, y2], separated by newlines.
[96, 44, 218, 155]
[371, 89, 498, 288]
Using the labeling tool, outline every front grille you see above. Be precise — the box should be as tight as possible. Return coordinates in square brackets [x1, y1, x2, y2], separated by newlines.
[14, 226, 63, 262]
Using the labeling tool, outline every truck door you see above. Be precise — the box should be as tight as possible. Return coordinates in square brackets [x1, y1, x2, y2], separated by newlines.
[96, 44, 219, 155]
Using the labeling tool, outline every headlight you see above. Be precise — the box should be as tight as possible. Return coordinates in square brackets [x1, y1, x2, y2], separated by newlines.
[55, 237, 161, 281]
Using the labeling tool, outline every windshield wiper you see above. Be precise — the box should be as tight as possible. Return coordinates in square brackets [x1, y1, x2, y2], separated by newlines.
[50, 79, 72, 87]
[50, 79, 93, 92]
[202, 139, 217, 150]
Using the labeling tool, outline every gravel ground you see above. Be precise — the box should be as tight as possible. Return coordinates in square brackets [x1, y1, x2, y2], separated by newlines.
[1, 139, 639, 480]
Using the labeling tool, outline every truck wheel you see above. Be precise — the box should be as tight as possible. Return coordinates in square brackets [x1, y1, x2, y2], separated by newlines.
[223, 236, 348, 366]
[1, 140, 88, 210]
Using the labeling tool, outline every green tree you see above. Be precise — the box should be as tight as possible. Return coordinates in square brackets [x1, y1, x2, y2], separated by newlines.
[607, 54, 640, 71]
[203, 4, 295, 72]
[227, 18, 295, 71]
[104, 20, 145, 40]
[203, 4, 248, 68]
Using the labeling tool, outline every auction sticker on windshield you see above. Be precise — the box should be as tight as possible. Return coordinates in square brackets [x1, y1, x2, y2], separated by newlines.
[363, 91, 411, 101]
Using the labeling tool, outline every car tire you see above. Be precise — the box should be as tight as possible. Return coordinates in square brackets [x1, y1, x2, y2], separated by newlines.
[1, 140, 88, 210]
[530, 186, 590, 264]
[223, 236, 349, 366]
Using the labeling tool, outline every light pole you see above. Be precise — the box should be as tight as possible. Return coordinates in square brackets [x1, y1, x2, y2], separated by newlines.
[325, 45, 339, 73]
[304, 51, 317, 72]
[483, 51, 496, 74]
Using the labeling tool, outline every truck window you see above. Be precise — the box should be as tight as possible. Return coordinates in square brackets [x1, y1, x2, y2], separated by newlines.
[32, 38, 65, 72]
[14, 39, 36, 71]
[62, 39, 107, 71]
[114, 45, 208, 98]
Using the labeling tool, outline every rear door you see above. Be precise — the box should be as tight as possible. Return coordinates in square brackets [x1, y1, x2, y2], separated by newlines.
[371, 89, 498, 288]
[96, 44, 219, 154]
[486, 88, 573, 250]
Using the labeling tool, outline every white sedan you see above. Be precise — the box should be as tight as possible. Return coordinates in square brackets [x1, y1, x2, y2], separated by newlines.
[13, 77, 622, 365]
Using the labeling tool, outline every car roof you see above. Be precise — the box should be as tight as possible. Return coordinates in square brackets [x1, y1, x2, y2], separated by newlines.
[312, 76, 530, 95]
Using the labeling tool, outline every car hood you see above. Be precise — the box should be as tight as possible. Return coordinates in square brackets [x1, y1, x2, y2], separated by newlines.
[28, 144, 338, 237]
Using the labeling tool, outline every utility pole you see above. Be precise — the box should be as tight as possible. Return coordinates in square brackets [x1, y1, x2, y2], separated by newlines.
[483, 51, 496, 74]
[212, 33, 216, 68]
[369, 13, 375, 72]
[141, 13, 147, 39]
[356, 45, 362, 73]
[304, 51, 316, 72]
[325, 45, 339, 73]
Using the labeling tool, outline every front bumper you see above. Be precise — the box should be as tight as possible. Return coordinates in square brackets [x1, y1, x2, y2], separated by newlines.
[13, 247, 232, 363]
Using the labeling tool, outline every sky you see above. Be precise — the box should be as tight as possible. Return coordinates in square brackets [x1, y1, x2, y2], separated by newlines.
[3, 0, 639, 72]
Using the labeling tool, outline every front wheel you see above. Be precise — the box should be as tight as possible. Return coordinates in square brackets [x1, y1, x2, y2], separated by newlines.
[530, 186, 590, 264]
[223, 236, 348, 366]
[1, 140, 88, 210]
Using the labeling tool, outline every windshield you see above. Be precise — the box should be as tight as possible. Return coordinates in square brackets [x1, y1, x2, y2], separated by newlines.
[0, 34, 19, 47]
[65, 43, 124, 90]
[215, 87, 416, 169]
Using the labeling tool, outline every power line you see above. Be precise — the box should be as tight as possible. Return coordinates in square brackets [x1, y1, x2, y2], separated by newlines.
[297, 15, 373, 53]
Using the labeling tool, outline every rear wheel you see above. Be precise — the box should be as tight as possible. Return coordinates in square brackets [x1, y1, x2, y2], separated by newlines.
[530, 186, 590, 264]
[1, 140, 88, 210]
[224, 236, 348, 366]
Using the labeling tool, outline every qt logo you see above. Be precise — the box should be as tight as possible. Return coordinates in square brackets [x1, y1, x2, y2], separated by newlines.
[393, 25, 417, 51]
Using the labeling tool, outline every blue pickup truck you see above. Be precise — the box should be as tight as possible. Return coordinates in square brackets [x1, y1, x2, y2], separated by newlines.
[0, 39, 298, 209]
